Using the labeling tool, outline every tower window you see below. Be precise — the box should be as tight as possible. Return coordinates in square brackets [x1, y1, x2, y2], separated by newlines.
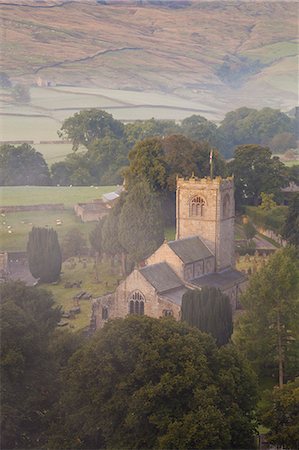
[128, 291, 145, 315]
[190, 196, 206, 217]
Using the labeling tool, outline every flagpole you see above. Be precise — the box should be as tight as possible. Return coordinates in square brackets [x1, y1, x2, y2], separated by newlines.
[210, 149, 214, 179]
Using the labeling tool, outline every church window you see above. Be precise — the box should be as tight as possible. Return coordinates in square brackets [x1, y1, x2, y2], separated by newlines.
[102, 306, 109, 320]
[223, 193, 230, 218]
[190, 196, 206, 217]
[128, 291, 145, 316]
[163, 309, 173, 317]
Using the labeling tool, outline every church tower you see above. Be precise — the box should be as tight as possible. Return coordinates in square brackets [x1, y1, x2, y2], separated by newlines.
[176, 176, 235, 271]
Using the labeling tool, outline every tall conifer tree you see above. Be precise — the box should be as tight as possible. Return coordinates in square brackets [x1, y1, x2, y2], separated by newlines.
[181, 287, 233, 346]
[27, 227, 62, 282]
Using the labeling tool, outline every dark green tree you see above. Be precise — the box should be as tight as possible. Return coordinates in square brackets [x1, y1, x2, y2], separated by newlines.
[58, 109, 124, 150]
[181, 114, 219, 146]
[124, 118, 179, 147]
[27, 227, 62, 283]
[51, 161, 72, 186]
[48, 316, 257, 450]
[181, 287, 233, 346]
[218, 107, 295, 158]
[0, 281, 61, 449]
[281, 193, 299, 248]
[230, 144, 287, 207]
[259, 377, 299, 449]
[0, 144, 51, 185]
[61, 228, 87, 261]
[11, 84, 30, 103]
[89, 218, 105, 282]
[234, 246, 299, 386]
[118, 181, 164, 265]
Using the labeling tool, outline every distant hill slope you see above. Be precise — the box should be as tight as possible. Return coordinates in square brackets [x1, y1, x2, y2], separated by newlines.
[1, 0, 298, 113]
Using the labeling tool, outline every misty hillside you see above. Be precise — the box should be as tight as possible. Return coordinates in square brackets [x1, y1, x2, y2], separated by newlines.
[0, 0, 297, 112]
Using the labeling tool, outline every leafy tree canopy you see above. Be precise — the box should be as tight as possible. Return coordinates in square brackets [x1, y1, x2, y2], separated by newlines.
[0, 281, 61, 449]
[181, 114, 219, 147]
[0, 143, 51, 186]
[49, 316, 258, 450]
[259, 377, 299, 449]
[62, 228, 87, 261]
[233, 246, 299, 384]
[58, 109, 124, 150]
[229, 144, 287, 207]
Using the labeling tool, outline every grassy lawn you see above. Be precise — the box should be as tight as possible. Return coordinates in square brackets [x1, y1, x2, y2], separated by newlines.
[0, 185, 116, 208]
[0, 210, 98, 252]
[0, 114, 61, 141]
[43, 257, 122, 332]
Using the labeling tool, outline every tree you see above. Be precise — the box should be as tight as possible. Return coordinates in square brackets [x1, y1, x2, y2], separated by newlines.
[259, 378, 299, 449]
[118, 181, 164, 265]
[89, 218, 105, 282]
[243, 221, 256, 244]
[58, 109, 124, 151]
[27, 227, 62, 283]
[269, 132, 297, 153]
[124, 137, 168, 192]
[218, 107, 295, 158]
[0, 281, 61, 449]
[101, 195, 127, 274]
[230, 144, 286, 207]
[48, 316, 257, 450]
[11, 84, 31, 103]
[0, 144, 51, 185]
[124, 118, 179, 147]
[61, 228, 87, 261]
[181, 287, 233, 346]
[281, 193, 299, 248]
[233, 247, 299, 386]
[181, 114, 219, 146]
[259, 192, 277, 210]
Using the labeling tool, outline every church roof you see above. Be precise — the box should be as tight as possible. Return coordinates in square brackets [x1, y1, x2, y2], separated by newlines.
[168, 236, 213, 263]
[140, 262, 184, 293]
[160, 287, 188, 305]
[191, 268, 246, 290]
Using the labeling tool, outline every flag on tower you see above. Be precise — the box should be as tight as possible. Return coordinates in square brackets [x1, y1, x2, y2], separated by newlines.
[209, 149, 214, 179]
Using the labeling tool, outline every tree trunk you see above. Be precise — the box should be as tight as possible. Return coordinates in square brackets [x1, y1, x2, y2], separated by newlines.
[94, 252, 100, 283]
[277, 311, 284, 388]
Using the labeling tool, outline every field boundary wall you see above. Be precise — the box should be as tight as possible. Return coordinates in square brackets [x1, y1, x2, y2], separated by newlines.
[0, 204, 65, 213]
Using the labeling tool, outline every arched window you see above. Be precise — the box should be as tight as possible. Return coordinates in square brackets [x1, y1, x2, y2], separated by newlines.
[128, 291, 145, 315]
[223, 193, 230, 218]
[190, 196, 206, 217]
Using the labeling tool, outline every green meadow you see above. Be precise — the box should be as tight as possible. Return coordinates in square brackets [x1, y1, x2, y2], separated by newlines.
[0, 186, 116, 251]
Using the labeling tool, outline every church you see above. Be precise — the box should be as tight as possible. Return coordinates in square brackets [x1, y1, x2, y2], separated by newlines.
[91, 175, 247, 329]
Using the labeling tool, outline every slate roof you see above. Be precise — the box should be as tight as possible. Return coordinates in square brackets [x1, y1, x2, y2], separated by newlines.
[168, 236, 213, 263]
[140, 262, 184, 293]
[160, 287, 188, 305]
[102, 192, 120, 202]
[191, 268, 246, 290]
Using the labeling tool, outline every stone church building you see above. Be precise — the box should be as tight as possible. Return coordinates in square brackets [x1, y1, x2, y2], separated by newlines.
[92, 175, 247, 329]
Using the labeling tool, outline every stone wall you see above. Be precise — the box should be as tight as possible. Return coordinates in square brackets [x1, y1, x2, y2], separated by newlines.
[0, 204, 64, 213]
[146, 242, 184, 278]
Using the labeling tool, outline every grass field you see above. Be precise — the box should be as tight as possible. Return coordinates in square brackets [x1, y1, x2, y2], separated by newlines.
[0, 186, 116, 208]
[34, 142, 74, 164]
[44, 257, 122, 332]
[0, 210, 97, 252]
[0, 186, 116, 251]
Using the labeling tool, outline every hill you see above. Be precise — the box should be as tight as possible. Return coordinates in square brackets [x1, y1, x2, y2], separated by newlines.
[0, 0, 297, 117]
